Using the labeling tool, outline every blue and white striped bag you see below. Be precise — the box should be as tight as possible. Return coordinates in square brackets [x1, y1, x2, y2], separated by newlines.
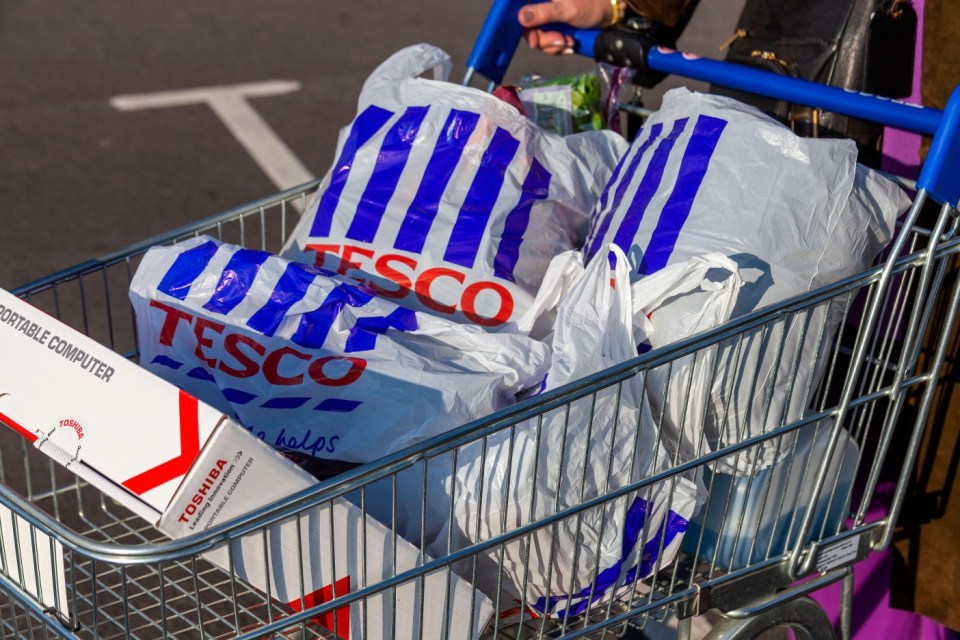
[129, 236, 550, 464]
[586, 88, 909, 472]
[282, 44, 627, 334]
[437, 245, 702, 618]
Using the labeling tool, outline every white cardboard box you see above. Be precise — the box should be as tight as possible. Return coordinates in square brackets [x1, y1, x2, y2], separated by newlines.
[0, 289, 492, 639]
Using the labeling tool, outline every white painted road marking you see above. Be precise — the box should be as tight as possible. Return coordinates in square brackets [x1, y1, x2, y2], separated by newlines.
[110, 81, 316, 196]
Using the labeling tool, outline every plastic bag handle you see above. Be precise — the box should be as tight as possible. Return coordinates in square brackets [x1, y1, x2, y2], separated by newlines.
[361, 44, 454, 105]
[630, 252, 742, 344]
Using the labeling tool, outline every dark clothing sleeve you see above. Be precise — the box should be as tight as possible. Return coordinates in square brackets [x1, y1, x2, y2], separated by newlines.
[623, 0, 700, 27]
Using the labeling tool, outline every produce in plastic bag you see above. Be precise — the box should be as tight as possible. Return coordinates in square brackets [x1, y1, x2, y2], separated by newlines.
[282, 44, 628, 333]
[129, 236, 550, 464]
[584, 88, 910, 471]
[519, 64, 633, 136]
[519, 71, 604, 134]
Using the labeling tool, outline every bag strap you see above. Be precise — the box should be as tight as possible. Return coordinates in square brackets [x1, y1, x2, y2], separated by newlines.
[631, 252, 742, 347]
[359, 44, 454, 106]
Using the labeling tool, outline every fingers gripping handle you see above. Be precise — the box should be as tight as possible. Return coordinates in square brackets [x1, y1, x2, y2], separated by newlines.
[465, 0, 668, 87]
[469, 3, 944, 138]
[465, 0, 599, 85]
[468, 0, 956, 203]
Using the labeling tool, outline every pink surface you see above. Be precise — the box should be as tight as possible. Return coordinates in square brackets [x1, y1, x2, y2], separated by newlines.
[809, 483, 958, 638]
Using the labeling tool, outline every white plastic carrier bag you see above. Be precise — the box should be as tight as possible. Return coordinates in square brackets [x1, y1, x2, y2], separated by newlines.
[585, 88, 910, 471]
[434, 245, 700, 619]
[632, 252, 743, 483]
[129, 236, 550, 464]
[282, 44, 627, 332]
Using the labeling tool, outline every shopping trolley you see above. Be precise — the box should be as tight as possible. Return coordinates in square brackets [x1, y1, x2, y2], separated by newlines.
[2, 1, 959, 638]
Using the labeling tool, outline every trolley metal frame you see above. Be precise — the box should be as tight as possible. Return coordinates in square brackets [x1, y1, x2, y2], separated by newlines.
[2, 4, 960, 639]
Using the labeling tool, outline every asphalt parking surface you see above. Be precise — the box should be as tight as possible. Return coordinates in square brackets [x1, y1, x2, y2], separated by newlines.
[0, 0, 742, 290]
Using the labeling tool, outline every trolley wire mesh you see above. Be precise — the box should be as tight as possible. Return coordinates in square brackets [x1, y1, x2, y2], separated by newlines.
[0, 181, 958, 639]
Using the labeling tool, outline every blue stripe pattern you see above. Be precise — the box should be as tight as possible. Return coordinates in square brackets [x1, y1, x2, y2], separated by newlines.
[585, 124, 663, 262]
[443, 127, 520, 269]
[637, 115, 727, 276]
[534, 497, 688, 618]
[345, 106, 431, 243]
[611, 118, 689, 255]
[291, 284, 375, 350]
[187, 367, 216, 382]
[261, 397, 311, 410]
[586, 140, 633, 249]
[202, 248, 271, 315]
[315, 399, 363, 412]
[345, 307, 419, 353]
[394, 109, 481, 254]
[493, 158, 552, 282]
[594, 146, 630, 221]
[246, 263, 317, 337]
[151, 355, 184, 370]
[222, 388, 258, 405]
[309, 105, 395, 237]
[156, 240, 219, 300]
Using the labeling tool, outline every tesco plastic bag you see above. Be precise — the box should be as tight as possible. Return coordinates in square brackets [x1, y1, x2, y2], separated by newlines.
[434, 245, 699, 618]
[633, 253, 743, 480]
[585, 88, 909, 471]
[282, 44, 627, 333]
[128, 236, 550, 464]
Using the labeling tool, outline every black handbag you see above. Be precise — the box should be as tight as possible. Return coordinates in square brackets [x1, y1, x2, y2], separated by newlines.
[713, 0, 917, 168]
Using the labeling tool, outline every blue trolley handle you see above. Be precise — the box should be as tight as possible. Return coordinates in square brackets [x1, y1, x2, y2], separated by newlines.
[646, 47, 960, 207]
[464, 0, 530, 87]
[464, 0, 619, 87]
[465, 0, 960, 206]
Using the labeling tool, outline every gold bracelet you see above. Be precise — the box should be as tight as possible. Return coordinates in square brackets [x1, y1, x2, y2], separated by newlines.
[606, 0, 626, 27]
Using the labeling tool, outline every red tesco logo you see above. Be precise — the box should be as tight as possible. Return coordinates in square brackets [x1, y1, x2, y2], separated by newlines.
[150, 300, 367, 387]
[307, 243, 515, 327]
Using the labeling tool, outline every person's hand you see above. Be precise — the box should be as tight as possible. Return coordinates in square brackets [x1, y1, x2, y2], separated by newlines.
[518, 0, 614, 55]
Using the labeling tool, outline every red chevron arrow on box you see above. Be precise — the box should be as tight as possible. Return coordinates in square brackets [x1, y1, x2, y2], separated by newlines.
[122, 390, 201, 496]
[288, 575, 351, 639]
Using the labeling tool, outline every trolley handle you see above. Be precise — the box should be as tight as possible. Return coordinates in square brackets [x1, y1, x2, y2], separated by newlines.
[647, 44, 956, 207]
[466, 0, 959, 206]
[465, 0, 531, 86]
